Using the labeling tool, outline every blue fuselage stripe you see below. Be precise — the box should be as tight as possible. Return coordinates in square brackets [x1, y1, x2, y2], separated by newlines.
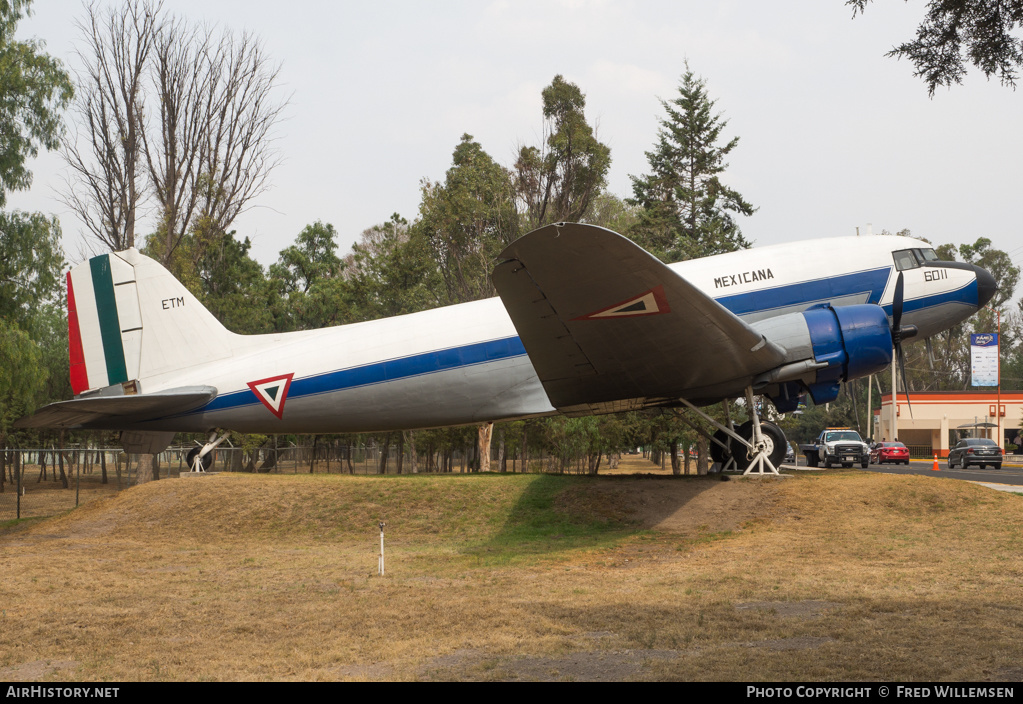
[195, 268, 977, 415]
[714, 267, 890, 316]
[197, 336, 528, 414]
[881, 279, 978, 316]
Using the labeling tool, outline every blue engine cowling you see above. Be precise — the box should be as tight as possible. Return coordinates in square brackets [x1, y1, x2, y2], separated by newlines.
[763, 304, 892, 411]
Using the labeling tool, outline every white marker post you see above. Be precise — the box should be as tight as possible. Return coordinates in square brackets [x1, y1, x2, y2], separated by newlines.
[378, 521, 386, 576]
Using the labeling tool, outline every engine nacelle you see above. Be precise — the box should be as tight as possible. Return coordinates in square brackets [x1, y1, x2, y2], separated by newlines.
[753, 304, 893, 410]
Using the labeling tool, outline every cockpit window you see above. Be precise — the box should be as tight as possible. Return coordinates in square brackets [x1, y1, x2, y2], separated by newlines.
[918, 248, 938, 261]
[893, 249, 919, 271]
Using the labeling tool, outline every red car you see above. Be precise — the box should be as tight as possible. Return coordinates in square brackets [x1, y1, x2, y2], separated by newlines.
[870, 441, 910, 465]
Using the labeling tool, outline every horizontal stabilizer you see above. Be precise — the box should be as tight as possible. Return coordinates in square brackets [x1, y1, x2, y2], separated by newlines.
[14, 386, 217, 430]
[492, 223, 787, 413]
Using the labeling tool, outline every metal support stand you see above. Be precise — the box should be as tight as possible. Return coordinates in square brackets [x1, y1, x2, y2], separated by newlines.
[673, 402, 739, 472]
[721, 400, 739, 472]
[190, 431, 230, 472]
[742, 387, 779, 476]
[677, 388, 780, 477]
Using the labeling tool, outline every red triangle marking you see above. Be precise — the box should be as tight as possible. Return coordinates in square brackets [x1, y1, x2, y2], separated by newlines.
[572, 285, 670, 321]
[247, 373, 295, 419]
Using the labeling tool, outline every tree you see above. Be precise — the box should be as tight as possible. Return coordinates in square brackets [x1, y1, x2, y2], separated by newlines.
[628, 65, 755, 262]
[582, 192, 640, 234]
[273, 221, 343, 296]
[61, 0, 156, 251]
[62, 0, 287, 260]
[175, 29, 286, 258]
[0, 0, 74, 207]
[268, 221, 349, 331]
[0, 211, 65, 331]
[0, 1, 71, 462]
[416, 134, 518, 304]
[514, 75, 611, 231]
[849, 0, 1023, 95]
[187, 228, 275, 334]
[342, 214, 443, 321]
[0, 212, 67, 479]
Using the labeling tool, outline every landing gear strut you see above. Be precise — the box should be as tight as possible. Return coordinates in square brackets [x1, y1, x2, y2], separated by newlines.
[678, 387, 784, 476]
[186, 430, 230, 473]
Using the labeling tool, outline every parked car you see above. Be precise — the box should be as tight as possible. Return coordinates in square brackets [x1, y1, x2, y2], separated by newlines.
[947, 438, 1003, 469]
[870, 441, 910, 465]
[785, 442, 796, 464]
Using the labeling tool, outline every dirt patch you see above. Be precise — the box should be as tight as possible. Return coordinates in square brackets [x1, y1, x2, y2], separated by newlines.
[588, 476, 783, 536]
[0, 660, 79, 681]
[421, 648, 681, 682]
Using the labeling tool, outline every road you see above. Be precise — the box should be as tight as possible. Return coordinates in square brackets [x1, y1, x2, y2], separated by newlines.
[789, 458, 1023, 491]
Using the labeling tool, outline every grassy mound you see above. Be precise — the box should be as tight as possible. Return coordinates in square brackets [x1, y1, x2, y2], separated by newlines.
[2, 470, 1023, 681]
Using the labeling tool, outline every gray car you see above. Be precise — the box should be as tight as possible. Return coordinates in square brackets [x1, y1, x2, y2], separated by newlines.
[947, 438, 1003, 469]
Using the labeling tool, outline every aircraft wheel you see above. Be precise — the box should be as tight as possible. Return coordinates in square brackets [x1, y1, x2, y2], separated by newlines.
[734, 421, 787, 469]
[186, 447, 214, 472]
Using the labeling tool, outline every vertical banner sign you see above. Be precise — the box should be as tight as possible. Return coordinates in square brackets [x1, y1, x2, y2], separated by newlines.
[970, 333, 999, 386]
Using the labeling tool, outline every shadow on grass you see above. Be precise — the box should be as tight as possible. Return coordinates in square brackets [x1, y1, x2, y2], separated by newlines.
[466, 473, 724, 563]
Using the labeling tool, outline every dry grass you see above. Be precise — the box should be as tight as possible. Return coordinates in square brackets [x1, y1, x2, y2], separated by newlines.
[2, 468, 1023, 681]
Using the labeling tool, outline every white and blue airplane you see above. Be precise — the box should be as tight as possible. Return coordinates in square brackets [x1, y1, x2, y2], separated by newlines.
[17, 223, 995, 473]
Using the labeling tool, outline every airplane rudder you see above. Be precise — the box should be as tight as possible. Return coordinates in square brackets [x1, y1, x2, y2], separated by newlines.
[66, 249, 233, 394]
[120, 249, 233, 379]
[64, 252, 138, 394]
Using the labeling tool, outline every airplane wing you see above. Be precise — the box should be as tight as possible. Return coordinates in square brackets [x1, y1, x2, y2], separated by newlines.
[491, 223, 788, 414]
[14, 386, 217, 429]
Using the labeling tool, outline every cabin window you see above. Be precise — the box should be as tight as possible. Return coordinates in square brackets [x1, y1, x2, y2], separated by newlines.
[892, 249, 919, 271]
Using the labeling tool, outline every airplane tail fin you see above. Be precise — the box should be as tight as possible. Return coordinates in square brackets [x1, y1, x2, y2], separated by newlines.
[67, 249, 234, 396]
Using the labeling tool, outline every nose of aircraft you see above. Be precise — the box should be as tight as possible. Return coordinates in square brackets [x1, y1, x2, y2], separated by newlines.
[974, 264, 997, 308]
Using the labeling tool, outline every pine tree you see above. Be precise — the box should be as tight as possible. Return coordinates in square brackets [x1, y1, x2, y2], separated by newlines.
[628, 65, 755, 262]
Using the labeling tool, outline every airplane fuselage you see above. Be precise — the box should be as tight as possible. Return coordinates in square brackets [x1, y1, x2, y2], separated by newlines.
[130, 234, 988, 434]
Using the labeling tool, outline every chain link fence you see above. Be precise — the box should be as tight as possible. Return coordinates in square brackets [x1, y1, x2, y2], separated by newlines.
[1, 442, 635, 523]
[0, 447, 141, 523]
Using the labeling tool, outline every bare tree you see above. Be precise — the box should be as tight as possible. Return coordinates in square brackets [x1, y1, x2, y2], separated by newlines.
[142, 14, 209, 263]
[61, 0, 159, 251]
[194, 31, 285, 240]
[62, 0, 287, 263]
[146, 23, 286, 264]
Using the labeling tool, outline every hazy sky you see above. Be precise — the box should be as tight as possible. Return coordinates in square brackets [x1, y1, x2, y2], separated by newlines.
[10, 0, 1023, 275]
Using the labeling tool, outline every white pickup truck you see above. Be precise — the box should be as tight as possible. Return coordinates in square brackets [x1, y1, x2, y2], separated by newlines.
[801, 428, 870, 468]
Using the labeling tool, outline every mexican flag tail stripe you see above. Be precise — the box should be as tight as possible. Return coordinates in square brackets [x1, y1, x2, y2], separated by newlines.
[67, 271, 89, 395]
[89, 255, 128, 386]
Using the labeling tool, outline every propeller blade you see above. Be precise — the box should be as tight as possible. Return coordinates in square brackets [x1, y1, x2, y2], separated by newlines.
[892, 271, 904, 345]
[897, 341, 914, 419]
[849, 378, 861, 432]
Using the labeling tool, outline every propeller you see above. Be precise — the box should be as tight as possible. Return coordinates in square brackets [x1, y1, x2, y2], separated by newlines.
[890, 272, 918, 417]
